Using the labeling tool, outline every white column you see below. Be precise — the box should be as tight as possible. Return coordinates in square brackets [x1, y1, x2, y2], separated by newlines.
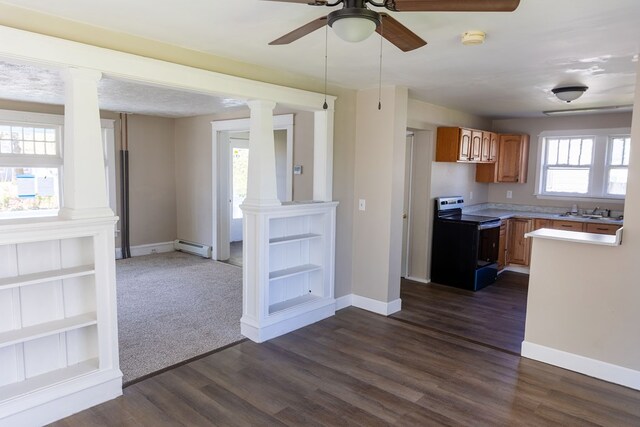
[313, 109, 334, 201]
[58, 67, 113, 219]
[243, 100, 281, 207]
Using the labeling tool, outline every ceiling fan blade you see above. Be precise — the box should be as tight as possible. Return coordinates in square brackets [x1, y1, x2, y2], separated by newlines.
[377, 13, 427, 52]
[269, 16, 328, 45]
[262, 0, 327, 5]
[385, 0, 520, 12]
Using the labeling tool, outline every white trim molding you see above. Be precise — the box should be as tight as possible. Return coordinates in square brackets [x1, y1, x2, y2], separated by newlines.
[115, 241, 174, 259]
[521, 341, 640, 391]
[334, 294, 353, 310]
[404, 276, 430, 285]
[352, 295, 402, 316]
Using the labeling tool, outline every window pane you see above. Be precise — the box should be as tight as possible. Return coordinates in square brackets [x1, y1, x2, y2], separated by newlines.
[623, 137, 630, 166]
[546, 139, 558, 165]
[558, 139, 570, 164]
[231, 147, 249, 219]
[11, 127, 22, 141]
[35, 141, 46, 155]
[545, 168, 589, 194]
[580, 139, 593, 165]
[23, 127, 34, 141]
[34, 128, 45, 141]
[611, 138, 624, 166]
[0, 126, 10, 139]
[45, 142, 56, 156]
[45, 128, 56, 142]
[568, 139, 582, 165]
[12, 140, 23, 154]
[24, 141, 35, 154]
[0, 140, 10, 153]
[0, 167, 60, 216]
[607, 168, 627, 195]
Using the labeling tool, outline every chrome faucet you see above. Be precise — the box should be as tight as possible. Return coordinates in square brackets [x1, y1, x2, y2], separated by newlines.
[591, 206, 600, 215]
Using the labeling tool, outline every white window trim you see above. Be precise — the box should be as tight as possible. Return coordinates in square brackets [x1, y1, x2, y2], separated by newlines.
[0, 109, 116, 219]
[535, 128, 631, 202]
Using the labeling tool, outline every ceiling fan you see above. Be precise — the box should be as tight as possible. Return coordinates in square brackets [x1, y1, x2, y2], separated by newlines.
[266, 0, 521, 52]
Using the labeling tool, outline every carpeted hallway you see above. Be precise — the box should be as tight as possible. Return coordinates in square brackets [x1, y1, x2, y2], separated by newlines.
[116, 251, 244, 384]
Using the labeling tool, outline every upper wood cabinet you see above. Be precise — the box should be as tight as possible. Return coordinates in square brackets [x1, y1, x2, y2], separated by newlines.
[476, 133, 530, 183]
[436, 127, 494, 163]
[480, 132, 497, 162]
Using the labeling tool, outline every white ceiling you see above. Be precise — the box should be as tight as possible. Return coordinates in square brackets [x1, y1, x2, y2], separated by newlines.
[1, 0, 639, 119]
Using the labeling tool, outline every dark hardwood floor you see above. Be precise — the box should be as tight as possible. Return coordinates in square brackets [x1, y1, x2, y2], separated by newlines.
[52, 306, 640, 426]
[392, 271, 528, 354]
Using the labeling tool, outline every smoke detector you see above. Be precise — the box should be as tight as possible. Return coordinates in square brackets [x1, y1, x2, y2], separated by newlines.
[462, 31, 486, 46]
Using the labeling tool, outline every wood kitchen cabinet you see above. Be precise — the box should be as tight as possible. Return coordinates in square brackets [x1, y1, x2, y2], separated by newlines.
[552, 220, 585, 232]
[497, 219, 510, 270]
[584, 223, 621, 235]
[481, 132, 498, 163]
[508, 218, 533, 266]
[476, 134, 530, 183]
[534, 218, 553, 230]
[436, 127, 485, 163]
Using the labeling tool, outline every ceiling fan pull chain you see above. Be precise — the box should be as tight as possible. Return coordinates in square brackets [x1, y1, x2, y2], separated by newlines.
[378, 18, 383, 110]
[323, 24, 329, 110]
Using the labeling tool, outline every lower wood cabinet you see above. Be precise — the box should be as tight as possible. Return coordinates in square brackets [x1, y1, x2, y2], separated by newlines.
[584, 223, 621, 235]
[552, 220, 585, 232]
[533, 218, 553, 230]
[508, 218, 533, 266]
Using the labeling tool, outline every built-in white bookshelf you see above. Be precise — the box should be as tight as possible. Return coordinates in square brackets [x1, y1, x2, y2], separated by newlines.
[241, 201, 338, 342]
[0, 217, 121, 426]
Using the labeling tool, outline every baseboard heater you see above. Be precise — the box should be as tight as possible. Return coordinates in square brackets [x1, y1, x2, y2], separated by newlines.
[173, 239, 211, 258]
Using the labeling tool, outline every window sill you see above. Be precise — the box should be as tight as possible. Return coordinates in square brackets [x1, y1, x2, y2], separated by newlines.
[0, 210, 58, 220]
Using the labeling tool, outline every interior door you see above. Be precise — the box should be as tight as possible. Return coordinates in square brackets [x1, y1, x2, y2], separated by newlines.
[401, 134, 414, 277]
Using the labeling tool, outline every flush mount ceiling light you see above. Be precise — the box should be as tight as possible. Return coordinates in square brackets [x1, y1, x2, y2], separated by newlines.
[328, 7, 381, 42]
[552, 85, 589, 103]
[461, 31, 486, 45]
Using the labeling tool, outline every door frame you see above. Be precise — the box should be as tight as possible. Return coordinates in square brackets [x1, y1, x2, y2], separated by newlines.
[211, 114, 294, 260]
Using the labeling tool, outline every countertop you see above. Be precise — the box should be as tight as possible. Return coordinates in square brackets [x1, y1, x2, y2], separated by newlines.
[469, 208, 623, 226]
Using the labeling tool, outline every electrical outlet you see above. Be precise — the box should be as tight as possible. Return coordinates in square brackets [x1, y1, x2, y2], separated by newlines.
[506, 190, 513, 199]
[359, 199, 366, 211]
[151, 248, 157, 254]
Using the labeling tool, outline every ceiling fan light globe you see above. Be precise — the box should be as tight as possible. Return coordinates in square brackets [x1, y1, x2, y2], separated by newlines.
[331, 17, 377, 42]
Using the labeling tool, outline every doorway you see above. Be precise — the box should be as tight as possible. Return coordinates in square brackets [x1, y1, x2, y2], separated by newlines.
[212, 115, 294, 262]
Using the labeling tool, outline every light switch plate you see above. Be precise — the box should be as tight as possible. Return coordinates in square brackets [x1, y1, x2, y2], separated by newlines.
[506, 190, 513, 199]
[359, 199, 366, 211]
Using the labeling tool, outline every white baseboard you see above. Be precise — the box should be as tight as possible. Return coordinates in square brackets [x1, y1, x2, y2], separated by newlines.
[352, 295, 402, 316]
[335, 294, 353, 310]
[0, 369, 122, 427]
[115, 241, 174, 259]
[241, 300, 335, 343]
[504, 265, 530, 274]
[404, 276, 431, 285]
[521, 341, 640, 391]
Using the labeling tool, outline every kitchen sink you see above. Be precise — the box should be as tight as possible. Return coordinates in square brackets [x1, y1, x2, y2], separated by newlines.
[553, 213, 622, 222]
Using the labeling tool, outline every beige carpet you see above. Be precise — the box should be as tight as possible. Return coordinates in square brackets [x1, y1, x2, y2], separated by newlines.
[116, 251, 243, 384]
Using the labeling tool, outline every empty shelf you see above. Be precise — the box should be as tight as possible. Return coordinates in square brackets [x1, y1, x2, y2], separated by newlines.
[0, 265, 95, 290]
[0, 313, 98, 349]
[269, 294, 321, 314]
[269, 264, 321, 281]
[0, 358, 99, 402]
[269, 233, 321, 245]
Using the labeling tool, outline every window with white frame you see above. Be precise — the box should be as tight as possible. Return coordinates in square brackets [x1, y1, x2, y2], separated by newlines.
[0, 109, 116, 219]
[537, 128, 631, 200]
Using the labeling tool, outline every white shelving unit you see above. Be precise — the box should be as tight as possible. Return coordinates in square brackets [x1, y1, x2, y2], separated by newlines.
[241, 201, 338, 342]
[0, 217, 122, 426]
